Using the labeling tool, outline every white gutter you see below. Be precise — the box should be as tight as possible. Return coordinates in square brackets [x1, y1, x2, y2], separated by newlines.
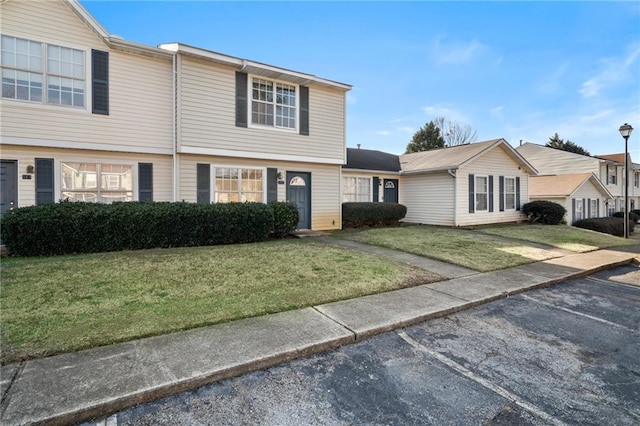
[447, 169, 457, 227]
[172, 53, 178, 201]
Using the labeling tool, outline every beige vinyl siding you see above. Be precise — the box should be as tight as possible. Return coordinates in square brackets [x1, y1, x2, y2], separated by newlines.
[457, 146, 529, 226]
[0, 0, 174, 154]
[179, 155, 341, 230]
[178, 56, 345, 162]
[400, 173, 455, 226]
[0, 146, 173, 207]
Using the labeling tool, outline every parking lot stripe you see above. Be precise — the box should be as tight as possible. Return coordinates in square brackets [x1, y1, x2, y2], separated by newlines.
[519, 294, 637, 333]
[397, 330, 567, 426]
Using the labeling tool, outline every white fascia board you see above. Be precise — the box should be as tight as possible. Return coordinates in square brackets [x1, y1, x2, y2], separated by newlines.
[108, 38, 174, 59]
[179, 145, 344, 165]
[158, 43, 352, 91]
[1, 136, 173, 156]
[66, 0, 110, 40]
[401, 167, 458, 175]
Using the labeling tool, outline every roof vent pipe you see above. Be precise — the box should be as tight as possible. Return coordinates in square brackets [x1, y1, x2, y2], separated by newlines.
[519, 139, 523, 146]
[357, 144, 361, 149]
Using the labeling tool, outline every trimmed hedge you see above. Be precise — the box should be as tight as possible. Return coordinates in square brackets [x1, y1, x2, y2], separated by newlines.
[574, 217, 635, 237]
[613, 211, 640, 222]
[269, 201, 299, 238]
[521, 200, 566, 225]
[342, 202, 407, 228]
[0, 201, 300, 257]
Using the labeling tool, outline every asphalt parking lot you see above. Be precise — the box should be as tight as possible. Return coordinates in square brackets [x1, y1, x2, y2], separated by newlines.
[95, 265, 640, 425]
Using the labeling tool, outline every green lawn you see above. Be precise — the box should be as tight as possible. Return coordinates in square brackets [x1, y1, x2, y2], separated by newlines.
[338, 225, 566, 272]
[0, 239, 440, 365]
[475, 223, 634, 253]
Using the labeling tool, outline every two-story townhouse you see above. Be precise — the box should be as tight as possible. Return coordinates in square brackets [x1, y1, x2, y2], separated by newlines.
[516, 143, 639, 220]
[0, 0, 352, 231]
[158, 43, 351, 230]
[0, 0, 175, 216]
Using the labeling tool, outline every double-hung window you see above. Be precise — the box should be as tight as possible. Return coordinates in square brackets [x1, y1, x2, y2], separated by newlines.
[62, 162, 132, 203]
[589, 199, 598, 218]
[475, 176, 488, 211]
[1, 35, 84, 107]
[251, 77, 296, 130]
[504, 177, 516, 210]
[574, 199, 583, 221]
[214, 167, 264, 203]
[607, 165, 617, 185]
[635, 172, 639, 188]
[343, 177, 371, 202]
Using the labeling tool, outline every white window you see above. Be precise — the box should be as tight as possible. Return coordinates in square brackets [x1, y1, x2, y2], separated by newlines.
[635, 172, 639, 188]
[589, 199, 598, 218]
[251, 77, 296, 130]
[475, 176, 488, 211]
[343, 177, 371, 202]
[1, 35, 84, 107]
[504, 177, 516, 210]
[575, 199, 583, 221]
[214, 167, 263, 203]
[607, 201, 615, 217]
[62, 163, 133, 203]
[607, 166, 617, 185]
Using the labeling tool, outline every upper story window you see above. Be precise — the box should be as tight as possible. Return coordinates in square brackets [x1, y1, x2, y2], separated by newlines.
[607, 165, 617, 185]
[251, 77, 296, 130]
[1, 35, 84, 107]
[635, 172, 639, 188]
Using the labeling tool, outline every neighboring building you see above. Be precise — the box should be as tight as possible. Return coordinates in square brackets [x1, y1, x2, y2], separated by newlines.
[516, 143, 640, 216]
[342, 147, 401, 203]
[398, 139, 537, 226]
[529, 173, 613, 224]
[0, 0, 352, 230]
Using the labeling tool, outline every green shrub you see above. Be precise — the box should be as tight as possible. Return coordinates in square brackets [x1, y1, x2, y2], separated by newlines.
[574, 217, 635, 237]
[0, 201, 275, 257]
[613, 211, 640, 222]
[342, 202, 407, 228]
[521, 201, 566, 225]
[269, 202, 299, 238]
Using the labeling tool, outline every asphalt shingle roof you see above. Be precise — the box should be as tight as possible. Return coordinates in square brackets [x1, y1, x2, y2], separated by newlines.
[345, 148, 401, 172]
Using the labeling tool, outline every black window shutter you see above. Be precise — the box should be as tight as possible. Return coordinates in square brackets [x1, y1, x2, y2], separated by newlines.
[587, 198, 591, 218]
[597, 199, 600, 217]
[299, 85, 309, 136]
[138, 163, 153, 202]
[515, 177, 521, 210]
[92, 50, 109, 115]
[468, 174, 475, 213]
[583, 199, 586, 218]
[488, 175, 494, 212]
[267, 167, 278, 203]
[35, 158, 54, 205]
[236, 72, 248, 128]
[197, 163, 210, 204]
[499, 176, 505, 211]
[372, 177, 379, 202]
[572, 199, 576, 223]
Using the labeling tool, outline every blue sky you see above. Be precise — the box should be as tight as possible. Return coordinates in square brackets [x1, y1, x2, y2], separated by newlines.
[81, 1, 640, 159]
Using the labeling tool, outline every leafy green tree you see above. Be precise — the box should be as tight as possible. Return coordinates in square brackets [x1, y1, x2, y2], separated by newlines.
[405, 121, 445, 153]
[545, 133, 590, 156]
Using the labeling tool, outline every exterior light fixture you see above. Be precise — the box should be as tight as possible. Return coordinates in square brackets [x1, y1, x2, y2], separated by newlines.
[618, 123, 634, 238]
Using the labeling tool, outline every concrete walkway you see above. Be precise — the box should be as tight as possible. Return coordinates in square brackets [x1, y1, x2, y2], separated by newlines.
[1, 246, 639, 425]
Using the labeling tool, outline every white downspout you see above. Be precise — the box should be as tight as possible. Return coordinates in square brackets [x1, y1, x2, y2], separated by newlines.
[172, 53, 178, 201]
[448, 169, 457, 226]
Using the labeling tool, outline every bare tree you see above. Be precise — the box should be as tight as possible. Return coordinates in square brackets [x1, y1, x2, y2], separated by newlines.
[433, 116, 478, 147]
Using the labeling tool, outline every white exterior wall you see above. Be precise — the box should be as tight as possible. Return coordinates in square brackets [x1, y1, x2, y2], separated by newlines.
[178, 56, 346, 163]
[456, 146, 529, 226]
[0, 0, 174, 155]
[179, 155, 341, 230]
[400, 173, 455, 226]
[1, 146, 173, 207]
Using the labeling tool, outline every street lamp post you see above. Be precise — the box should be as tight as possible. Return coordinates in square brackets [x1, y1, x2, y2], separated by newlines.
[618, 123, 634, 239]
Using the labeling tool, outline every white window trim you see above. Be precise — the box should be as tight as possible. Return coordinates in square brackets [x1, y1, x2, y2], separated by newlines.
[247, 75, 299, 133]
[342, 175, 372, 202]
[589, 198, 598, 218]
[1, 33, 89, 110]
[504, 176, 516, 211]
[475, 175, 489, 212]
[209, 165, 267, 204]
[56, 158, 137, 203]
[574, 198, 584, 221]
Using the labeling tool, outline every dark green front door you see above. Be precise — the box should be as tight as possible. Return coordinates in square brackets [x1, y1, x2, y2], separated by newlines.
[286, 171, 311, 229]
[1, 160, 18, 217]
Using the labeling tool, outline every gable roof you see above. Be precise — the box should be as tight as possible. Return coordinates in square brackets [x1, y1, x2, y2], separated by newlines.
[529, 173, 613, 198]
[344, 148, 401, 172]
[400, 139, 537, 175]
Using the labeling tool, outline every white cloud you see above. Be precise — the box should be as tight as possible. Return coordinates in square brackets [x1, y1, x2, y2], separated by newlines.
[422, 104, 470, 123]
[397, 126, 414, 133]
[376, 130, 391, 136]
[431, 37, 488, 65]
[579, 43, 640, 98]
[489, 106, 504, 120]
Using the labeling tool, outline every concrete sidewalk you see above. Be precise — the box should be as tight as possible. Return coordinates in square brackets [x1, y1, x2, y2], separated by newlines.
[1, 248, 638, 425]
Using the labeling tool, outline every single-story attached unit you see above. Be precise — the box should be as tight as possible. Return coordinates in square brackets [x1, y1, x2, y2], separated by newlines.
[342, 147, 401, 203]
